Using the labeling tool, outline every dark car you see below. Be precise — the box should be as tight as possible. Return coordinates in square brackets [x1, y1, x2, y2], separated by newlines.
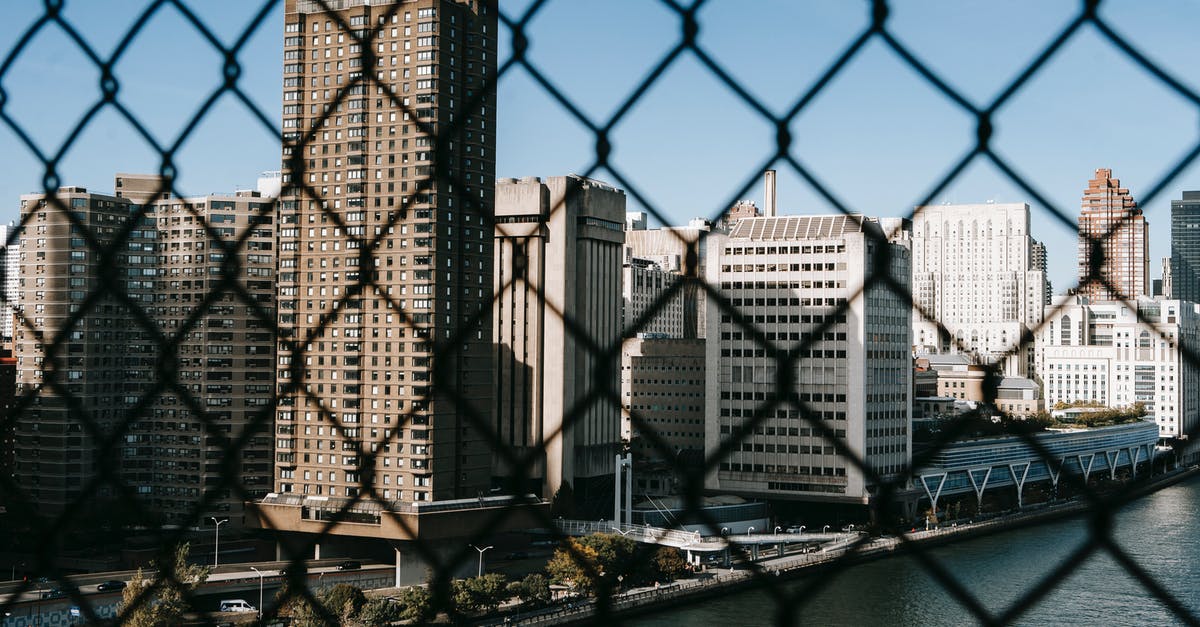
[503, 551, 530, 561]
[97, 580, 127, 592]
[336, 560, 361, 571]
[40, 589, 67, 600]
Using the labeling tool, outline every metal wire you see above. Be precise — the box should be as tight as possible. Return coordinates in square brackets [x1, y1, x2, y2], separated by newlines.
[0, 0, 1198, 625]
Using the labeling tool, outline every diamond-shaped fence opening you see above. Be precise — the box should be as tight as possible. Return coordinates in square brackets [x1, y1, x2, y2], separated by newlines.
[1, 0, 1200, 625]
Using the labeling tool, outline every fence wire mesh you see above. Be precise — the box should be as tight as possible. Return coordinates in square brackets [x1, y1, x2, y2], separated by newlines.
[0, 0, 1199, 625]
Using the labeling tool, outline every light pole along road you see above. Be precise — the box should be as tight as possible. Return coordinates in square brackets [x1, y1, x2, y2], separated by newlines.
[211, 517, 229, 567]
[471, 545, 493, 578]
[250, 566, 267, 619]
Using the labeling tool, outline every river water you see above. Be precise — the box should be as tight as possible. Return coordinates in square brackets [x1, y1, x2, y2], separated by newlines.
[631, 475, 1200, 626]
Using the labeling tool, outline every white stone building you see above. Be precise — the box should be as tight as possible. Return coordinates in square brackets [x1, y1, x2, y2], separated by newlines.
[1038, 296, 1200, 441]
[911, 203, 1049, 376]
[705, 215, 912, 505]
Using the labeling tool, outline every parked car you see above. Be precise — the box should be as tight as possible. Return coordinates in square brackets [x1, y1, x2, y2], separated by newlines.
[336, 560, 361, 571]
[96, 580, 126, 592]
[218, 599, 257, 613]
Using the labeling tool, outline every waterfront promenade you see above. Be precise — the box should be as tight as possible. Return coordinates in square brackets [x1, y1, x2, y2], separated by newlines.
[481, 465, 1200, 626]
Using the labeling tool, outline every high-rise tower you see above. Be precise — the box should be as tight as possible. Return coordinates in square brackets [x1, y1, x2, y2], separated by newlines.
[272, 0, 496, 508]
[1170, 190, 1200, 302]
[1077, 168, 1148, 302]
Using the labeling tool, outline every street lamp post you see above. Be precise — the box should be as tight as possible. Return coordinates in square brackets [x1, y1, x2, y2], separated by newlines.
[774, 526, 781, 535]
[822, 525, 830, 534]
[611, 527, 633, 537]
[471, 545, 493, 578]
[250, 567, 265, 619]
[799, 526, 805, 534]
[747, 526, 755, 539]
[210, 517, 229, 567]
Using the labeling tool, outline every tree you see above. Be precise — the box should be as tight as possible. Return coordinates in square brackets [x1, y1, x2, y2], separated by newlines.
[119, 543, 210, 627]
[506, 573, 551, 608]
[393, 586, 431, 623]
[452, 574, 508, 614]
[357, 597, 402, 626]
[323, 584, 367, 622]
[651, 547, 688, 582]
[546, 538, 602, 596]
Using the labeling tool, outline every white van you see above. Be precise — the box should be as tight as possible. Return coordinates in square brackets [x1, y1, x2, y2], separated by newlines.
[219, 599, 256, 613]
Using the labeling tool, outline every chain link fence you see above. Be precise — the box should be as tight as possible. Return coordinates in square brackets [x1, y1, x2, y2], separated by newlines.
[1, 0, 1200, 625]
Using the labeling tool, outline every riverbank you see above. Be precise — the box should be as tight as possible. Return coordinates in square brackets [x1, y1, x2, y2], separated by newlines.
[487, 465, 1200, 626]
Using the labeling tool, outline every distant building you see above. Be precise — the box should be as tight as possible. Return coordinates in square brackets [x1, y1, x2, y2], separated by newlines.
[911, 202, 1048, 376]
[622, 253, 686, 338]
[621, 336, 705, 461]
[705, 214, 912, 505]
[1169, 190, 1200, 301]
[1077, 168, 1148, 302]
[14, 176, 275, 523]
[624, 220, 712, 338]
[0, 224, 19, 345]
[493, 175, 625, 508]
[1037, 296, 1200, 441]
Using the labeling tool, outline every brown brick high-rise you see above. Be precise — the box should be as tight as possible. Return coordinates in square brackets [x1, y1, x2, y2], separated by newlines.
[1078, 168, 1148, 302]
[273, 0, 496, 509]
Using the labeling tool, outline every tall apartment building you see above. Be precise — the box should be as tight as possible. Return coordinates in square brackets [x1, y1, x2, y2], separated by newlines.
[911, 203, 1048, 376]
[269, 0, 496, 511]
[0, 224, 19, 345]
[493, 175, 625, 510]
[1170, 190, 1200, 302]
[1038, 296, 1200, 441]
[13, 178, 275, 523]
[1078, 168, 1148, 302]
[705, 215, 912, 505]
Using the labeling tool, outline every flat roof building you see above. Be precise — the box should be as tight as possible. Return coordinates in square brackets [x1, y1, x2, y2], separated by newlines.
[705, 214, 912, 505]
[13, 177, 276, 524]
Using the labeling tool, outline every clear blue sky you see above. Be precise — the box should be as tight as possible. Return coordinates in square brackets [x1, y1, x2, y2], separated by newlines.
[2, 1, 1199, 293]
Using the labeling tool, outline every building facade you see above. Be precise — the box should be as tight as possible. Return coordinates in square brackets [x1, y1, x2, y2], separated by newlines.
[705, 215, 912, 505]
[1077, 168, 1148, 302]
[1038, 296, 1200, 441]
[13, 178, 275, 523]
[624, 219, 711, 339]
[621, 336, 705, 460]
[622, 254, 686, 338]
[1170, 190, 1200, 302]
[911, 202, 1048, 376]
[0, 224, 19, 345]
[493, 175, 625, 507]
[272, 0, 497, 508]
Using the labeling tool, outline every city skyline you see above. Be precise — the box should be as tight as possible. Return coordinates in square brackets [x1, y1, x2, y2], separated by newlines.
[3, 1, 1200, 293]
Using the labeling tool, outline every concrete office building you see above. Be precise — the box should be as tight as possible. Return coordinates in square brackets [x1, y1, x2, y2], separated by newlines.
[1170, 190, 1200, 302]
[624, 218, 712, 339]
[621, 336, 705, 461]
[1077, 168, 1148, 302]
[1038, 296, 1200, 441]
[268, 0, 496, 511]
[493, 175, 625, 509]
[13, 177, 276, 523]
[622, 253, 686, 338]
[705, 215, 912, 505]
[911, 202, 1048, 376]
